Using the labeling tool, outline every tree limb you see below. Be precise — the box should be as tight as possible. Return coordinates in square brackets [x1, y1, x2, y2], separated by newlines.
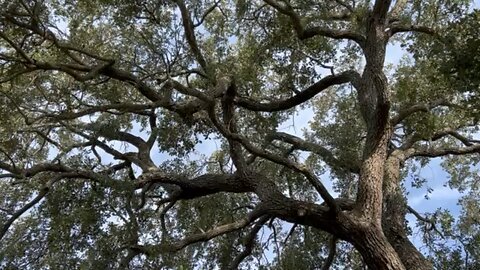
[390, 24, 436, 36]
[174, 0, 209, 73]
[269, 132, 360, 174]
[321, 236, 338, 270]
[391, 99, 451, 125]
[236, 70, 359, 112]
[228, 216, 270, 270]
[263, 0, 365, 44]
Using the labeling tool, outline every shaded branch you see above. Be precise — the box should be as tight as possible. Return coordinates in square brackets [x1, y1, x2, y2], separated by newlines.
[389, 24, 436, 36]
[263, 0, 365, 44]
[221, 79, 247, 172]
[136, 205, 267, 254]
[0, 176, 58, 241]
[204, 110, 338, 211]
[269, 132, 360, 174]
[409, 144, 480, 158]
[228, 216, 270, 270]
[391, 99, 451, 125]
[174, 0, 208, 72]
[321, 236, 338, 270]
[372, 0, 393, 21]
[236, 70, 359, 112]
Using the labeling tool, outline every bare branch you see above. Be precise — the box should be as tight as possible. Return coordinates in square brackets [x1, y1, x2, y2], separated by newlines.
[407, 206, 444, 238]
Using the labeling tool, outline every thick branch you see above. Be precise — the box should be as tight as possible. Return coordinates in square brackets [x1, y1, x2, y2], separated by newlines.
[372, 0, 393, 21]
[221, 79, 247, 171]
[236, 70, 359, 112]
[409, 144, 480, 158]
[392, 99, 451, 125]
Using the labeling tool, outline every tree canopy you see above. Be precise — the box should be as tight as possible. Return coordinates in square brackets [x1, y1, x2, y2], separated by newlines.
[0, 0, 479, 269]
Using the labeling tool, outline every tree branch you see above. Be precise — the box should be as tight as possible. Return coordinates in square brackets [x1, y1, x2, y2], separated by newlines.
[236, 70, 359, 112]
[228, 216, 270, 270]
[136, 205, 267, 254]
[269, 132, 360, 174]
[321, 236, 338, 270]
[390, 24, 436, 36]
[221, 79, 247, 172]
[391, 99, 451, 125]
[263, 0, 365, 44]
[174, 0, 209, 73]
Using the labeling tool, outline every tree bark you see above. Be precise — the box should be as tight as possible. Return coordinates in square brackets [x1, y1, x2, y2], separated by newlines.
[350, 225, 407, 270]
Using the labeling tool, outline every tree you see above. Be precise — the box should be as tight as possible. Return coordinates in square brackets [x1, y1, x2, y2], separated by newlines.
[0, 0, 479, 269]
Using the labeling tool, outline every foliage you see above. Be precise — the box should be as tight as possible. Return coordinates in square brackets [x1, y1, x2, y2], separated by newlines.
[0, 0, 479, 269]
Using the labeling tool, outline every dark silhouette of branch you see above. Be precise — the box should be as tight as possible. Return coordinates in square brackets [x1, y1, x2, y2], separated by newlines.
[263, 0, 365, 44]
[228, 216, 270, 270]
[321, 236, 338, 270]
[236, 70, 359, 112]
[269, 132, 360, 174]
[174, 0, 209, 72]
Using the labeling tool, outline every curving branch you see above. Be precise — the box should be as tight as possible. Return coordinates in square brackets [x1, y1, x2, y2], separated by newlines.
[269, 132, 360, 174]
[391, 99, 452, 126]
[204, 110, 338, 211]
[263, 0, 365, 44]
[409, 144, 480, 158]
[135, 205, 267, 255]
[236, 70, 359, 112]
[174, 0, 209, 73]
[321, 236, 338, 270]
[407, 206, 444, 238]
[430, 128, 480, 147]
[389, 24, 436, 36]
[228, 216, 270, 270]
[0, 173, 64, 241]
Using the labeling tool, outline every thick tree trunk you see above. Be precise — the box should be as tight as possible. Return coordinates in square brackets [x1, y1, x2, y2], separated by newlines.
[351, 225, 407, 270]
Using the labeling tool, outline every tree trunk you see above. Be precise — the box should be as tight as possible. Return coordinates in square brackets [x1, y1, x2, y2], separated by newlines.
[350, 225, 406, 270]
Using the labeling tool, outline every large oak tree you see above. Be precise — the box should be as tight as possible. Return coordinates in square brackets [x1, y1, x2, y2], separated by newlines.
[1, 0, 479, 269]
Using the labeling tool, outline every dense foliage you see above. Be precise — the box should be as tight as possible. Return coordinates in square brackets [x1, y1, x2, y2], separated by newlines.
[0, 0, 479, 269]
